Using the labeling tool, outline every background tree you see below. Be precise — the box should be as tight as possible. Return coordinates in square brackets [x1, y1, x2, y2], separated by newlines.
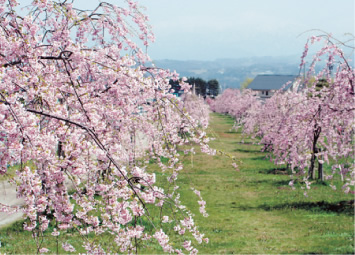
[208, 88, 260, 125]
[169, 78, 182, 97]
[181, 93, 210, 129]
[240, 77, 254, 91]
[169, 79, 181, 92]
[187, 77, 207, 97]
[207, 79, 220, 97]
[185, 77, 221, 98]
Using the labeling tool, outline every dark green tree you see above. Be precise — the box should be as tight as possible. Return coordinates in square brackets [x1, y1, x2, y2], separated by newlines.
[187, 77, 207, 97]
[207, 79, 220, 97]
[169, 79, 181, 93]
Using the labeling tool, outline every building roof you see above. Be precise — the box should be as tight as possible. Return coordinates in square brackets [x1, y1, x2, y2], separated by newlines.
[247, 75, 298, 91]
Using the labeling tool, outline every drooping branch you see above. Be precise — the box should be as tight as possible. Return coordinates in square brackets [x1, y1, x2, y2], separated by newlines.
[2, 51, 73, 68]
[25, 108, 156, 224]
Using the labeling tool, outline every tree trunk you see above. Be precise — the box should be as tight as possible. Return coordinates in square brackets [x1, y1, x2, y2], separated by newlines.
[309, 153, 316, 179]
[57, 141, 64, 158]
[286, 163, 290, 171]
[308, 124, 321, 179]
[318, 160, 323, 181]
[317, 149, 324, 181]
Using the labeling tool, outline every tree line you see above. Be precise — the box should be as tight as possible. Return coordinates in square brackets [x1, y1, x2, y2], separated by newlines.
[209, 34, 354, 195]
[170, 77, 220, 98]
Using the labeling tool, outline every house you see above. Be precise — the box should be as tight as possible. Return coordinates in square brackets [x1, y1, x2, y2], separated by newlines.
[247, 75, 299, 100]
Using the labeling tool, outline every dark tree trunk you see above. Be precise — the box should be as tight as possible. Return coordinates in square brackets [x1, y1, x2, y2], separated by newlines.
[317, 148, 324, 181]
[318, 160, 323, 181]
[57, 141, 64, 158]
[308, 124, 321, 179]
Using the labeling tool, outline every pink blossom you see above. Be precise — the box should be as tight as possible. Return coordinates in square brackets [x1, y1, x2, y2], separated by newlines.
[0, 0, 213, 252]
[51, 228, 60, 237]
[62, 242, 76, 252]
[39, 247, 49, 253]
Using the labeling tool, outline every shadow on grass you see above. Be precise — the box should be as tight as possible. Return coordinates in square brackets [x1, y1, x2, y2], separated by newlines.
[225, 131, 238, 134]
[249, 156, 268, 161]
[249, 177, 335, 192]
[250, 179, 291, 186]
[260, 200, 355, 215]
[259, 167, 290, 175]
[234, 148, 262, 153]
[232, 200, 354, 215]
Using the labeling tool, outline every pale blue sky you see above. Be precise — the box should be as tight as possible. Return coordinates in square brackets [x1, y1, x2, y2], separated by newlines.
[137, 0, 354, 60]
[17, 0, 355, 61]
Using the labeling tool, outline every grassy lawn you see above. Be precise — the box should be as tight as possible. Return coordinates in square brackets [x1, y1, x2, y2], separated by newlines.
[0, 113, 353, 254]
[170, 113, 354, 254]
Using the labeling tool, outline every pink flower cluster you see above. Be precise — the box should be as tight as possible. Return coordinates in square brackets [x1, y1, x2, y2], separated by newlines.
[210, 35, 354, 193]
[208, 88, 261, 129]
[0, 0, 212, 252]
[191, 188, 209, 217]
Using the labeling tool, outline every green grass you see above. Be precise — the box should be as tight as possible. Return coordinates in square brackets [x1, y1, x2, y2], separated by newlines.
[0, 161, 36, 181]
[0, 113, 353, 254]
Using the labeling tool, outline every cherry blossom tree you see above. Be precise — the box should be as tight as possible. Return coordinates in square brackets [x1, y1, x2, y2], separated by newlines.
[243, 35, 354, 193]
[208, 88, 260, 171]
[210, 34, 354, 194]
[180, 93, 209, 129]
[0, 0, 212, 253]
[209, 88, 261, 127]
[208, 88, 237, 115]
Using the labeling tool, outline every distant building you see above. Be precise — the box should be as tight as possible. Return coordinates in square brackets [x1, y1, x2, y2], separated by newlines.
[247, 75, 299, 100]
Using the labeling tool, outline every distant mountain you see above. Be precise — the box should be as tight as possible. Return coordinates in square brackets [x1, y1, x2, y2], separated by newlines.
[152, 56, 302, 90]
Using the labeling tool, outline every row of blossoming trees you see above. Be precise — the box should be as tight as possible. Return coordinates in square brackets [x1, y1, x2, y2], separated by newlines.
[0, 0, 211, 253]
[209, 35, 354, 195]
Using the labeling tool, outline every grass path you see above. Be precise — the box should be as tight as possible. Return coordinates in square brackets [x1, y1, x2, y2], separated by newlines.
[176, 113, 354, 254]
[0, 113, 353, 254]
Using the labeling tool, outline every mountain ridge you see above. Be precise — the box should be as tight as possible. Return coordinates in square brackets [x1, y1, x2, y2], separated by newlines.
[152, 56, 302, 89]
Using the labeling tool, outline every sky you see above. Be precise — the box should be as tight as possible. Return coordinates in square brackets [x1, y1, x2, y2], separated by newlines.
[137, 0, 354, 61]
[16, 0, 355, 61]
